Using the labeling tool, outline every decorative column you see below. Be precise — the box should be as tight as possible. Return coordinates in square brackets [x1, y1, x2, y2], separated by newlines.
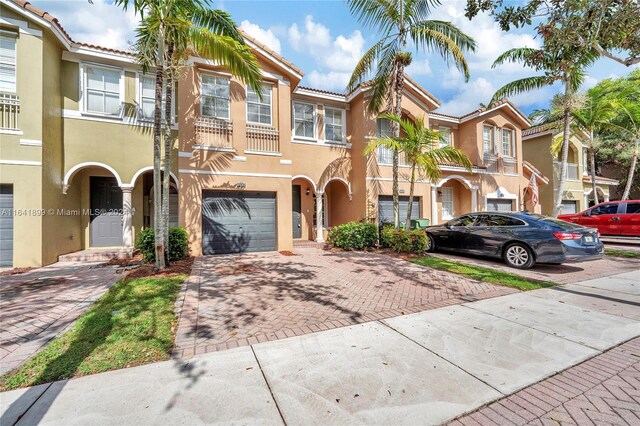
[315, 191, 325, 243]
[431, 187, 438, 225]
[122, 186, 133, 247]
[471, 188, 478, 213]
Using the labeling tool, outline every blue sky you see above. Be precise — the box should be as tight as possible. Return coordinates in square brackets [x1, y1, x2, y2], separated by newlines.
[33, 0, 639, 116]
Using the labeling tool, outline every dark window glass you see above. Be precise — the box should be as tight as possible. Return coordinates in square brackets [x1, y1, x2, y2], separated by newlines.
[625, 203, 640, 214]
[540, 217, 583, 230]
[475, 214, 524, 227]
[591, 203, 618, 215]
[448, 215, 476, 227]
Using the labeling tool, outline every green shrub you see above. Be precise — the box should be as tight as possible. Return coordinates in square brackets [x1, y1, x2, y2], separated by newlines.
[388, 229, 428, 254]
[135, 227, 189, 262]
[379, 224, 395, 248]
[328, 221, 378, 250]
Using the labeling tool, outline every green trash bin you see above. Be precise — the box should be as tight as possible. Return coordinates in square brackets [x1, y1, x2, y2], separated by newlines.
[409, 218, 430, 230]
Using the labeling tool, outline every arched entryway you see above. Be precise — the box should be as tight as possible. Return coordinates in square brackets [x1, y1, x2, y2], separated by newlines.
[431, 175, 478, 225]
[586, 186, 609, 207]
[130, 167, 180, 230]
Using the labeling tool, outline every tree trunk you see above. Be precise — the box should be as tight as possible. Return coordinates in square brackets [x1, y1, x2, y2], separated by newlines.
[588, 140, 598, 205]
[405, 164, 416, 230]
[621, 143, 638, 200]
[153, 35, 166, 270]
[392, 61, 406, 230]
[162, 44, 174, 267]
[552, 81, 572, 217]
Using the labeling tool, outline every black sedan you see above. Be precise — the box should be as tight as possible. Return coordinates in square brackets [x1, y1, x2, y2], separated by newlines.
[424, 212, 604, 269]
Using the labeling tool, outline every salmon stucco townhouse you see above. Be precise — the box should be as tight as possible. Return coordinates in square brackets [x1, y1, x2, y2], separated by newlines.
[0, 0, 546, 267]
[523, 123, 619, 216]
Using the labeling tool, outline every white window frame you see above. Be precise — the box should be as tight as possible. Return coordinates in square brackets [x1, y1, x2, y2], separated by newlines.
[292, 101, 316, 141]
[0, 33, 17, 93]
[501, 128, 515, 157]
[582, 147, 589, 175]
[137, 73, 176, 124]
[200, 73, 230, 120]
[439, 126, 451, 148]
[246, 84, 272, 126]
[441, 187, 454, 220]
[80, 62, 125, 118]
[323, 107, 346, 144]
[482, 125, 494, 155]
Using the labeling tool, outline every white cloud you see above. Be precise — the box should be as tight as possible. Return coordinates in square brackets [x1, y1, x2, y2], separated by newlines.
[33, 0, 138, 50]
[288, 16, 364, 90]
[439, 78, 496, 115]
[240, 20, 281, 54]
[406, 59, 432, 76]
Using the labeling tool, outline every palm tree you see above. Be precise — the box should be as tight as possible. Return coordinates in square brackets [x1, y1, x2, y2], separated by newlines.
[347, 0, 476, 229]
[125, 0, 262, 268]
[613, 94, 640, 200]
[491, 46, 597, 217]
[530, 89, 618, 205]
[365, 113, 472, 227]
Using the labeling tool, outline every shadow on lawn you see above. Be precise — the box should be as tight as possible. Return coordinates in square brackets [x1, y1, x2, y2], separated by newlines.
[0, 275, 180, 425]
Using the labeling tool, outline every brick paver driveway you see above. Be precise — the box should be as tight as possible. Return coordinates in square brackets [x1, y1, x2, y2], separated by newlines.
[173, 247, 518, 358]
[0, 262, 120, 375]
[453, 337, 640, 426]
[430, 251, 639, 285]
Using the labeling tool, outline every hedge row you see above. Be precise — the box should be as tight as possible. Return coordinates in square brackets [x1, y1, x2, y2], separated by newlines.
[328, 222, 427, 254]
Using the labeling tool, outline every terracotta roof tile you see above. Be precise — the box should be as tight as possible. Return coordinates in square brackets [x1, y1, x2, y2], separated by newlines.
[296, 86, 346, 97]
[522, 121, 561, 136]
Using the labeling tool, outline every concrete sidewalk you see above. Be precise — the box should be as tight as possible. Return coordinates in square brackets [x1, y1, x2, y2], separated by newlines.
[1, 271, 639, 425]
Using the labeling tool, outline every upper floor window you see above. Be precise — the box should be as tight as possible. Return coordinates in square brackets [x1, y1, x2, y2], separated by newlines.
[377, 118, 392, 138]
[139, 75, 175, 122]
[201, 75, 229, 119]
[483, 125, 494, 155]
[0, 35, 17, 92]
[293, 102, 314, 138]
[324, 107, 345, 143]
[85, 65, 121, 116]
[247, 85, 271, 125]
[501, 128, 514, 157]
[439, 127, 451, 148]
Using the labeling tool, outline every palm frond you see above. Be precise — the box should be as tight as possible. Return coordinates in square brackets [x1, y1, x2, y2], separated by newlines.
[490, 75, 551, 105]
[492, 47, 539, 68]
[347, 0, 399, 35]
[409, 22, 474, 80]
[347, 38, 389, 93]
[190, 7, 244, 44]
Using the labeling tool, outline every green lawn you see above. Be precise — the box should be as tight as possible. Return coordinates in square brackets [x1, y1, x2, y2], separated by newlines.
[412, 256, 555, 291]
[0, 275, 185, 391]
[605, 249, 640, 259]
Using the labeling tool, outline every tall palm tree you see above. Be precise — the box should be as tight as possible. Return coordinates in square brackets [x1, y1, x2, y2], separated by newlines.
[347, 0, 476, 229]
[491, 46, 597, 217]
[365, 113, 472, 227]
[613, 94, 640, 200]
[530, 89, 617, 205]
[124, 0, 262, 268]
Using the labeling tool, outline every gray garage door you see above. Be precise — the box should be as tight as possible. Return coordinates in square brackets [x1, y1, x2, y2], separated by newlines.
[0, 185, 13, 267]
[378, 195, 420, 224]
[487, 198, 514, 212]
[560, 200, 578, 214]
[202, 191, 276, 254]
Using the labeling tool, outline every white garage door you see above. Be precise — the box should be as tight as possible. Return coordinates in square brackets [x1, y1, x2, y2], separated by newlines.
[560, 200, 578, 214]
[486, 198, 513, 212]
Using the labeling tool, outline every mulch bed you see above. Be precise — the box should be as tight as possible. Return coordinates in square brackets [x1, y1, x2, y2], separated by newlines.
[105, 253, 145, 267]
[123, 257, 194, 280]
[0, 267, 38, 276]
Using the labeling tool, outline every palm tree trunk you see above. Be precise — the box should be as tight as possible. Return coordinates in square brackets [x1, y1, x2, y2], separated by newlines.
[621, 142, 638, 200]
[162, 44, 174, 267]
[153, 31, 166, 270]
[588, 141, 598, 205]
[393, 61, 406, 230]
[406, 164, 416, 230]
[552, 81, 572, 217]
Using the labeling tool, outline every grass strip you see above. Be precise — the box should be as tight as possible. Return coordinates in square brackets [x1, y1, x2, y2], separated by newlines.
[605, 249, 640, 259]
[412, 256, 555, 291]
[1, 275, 185, 391]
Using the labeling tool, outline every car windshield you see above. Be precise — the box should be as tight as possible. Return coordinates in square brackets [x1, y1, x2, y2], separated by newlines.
[538, 216, 584, 230]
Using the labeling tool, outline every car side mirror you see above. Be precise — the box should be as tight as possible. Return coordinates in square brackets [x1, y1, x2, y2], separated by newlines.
[444, 223, 451, 229]
[583, 210, 591, 217]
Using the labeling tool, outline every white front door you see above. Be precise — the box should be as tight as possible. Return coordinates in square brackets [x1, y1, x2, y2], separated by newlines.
[442, 187, 454, 220]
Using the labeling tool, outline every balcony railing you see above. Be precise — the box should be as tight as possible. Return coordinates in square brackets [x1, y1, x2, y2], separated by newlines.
[0, 93, 20, 130]
[246, 124, 279, 153]
[554, 161, 579, 180]
[195, 117, 233, 149]
[503, 158, 517, 174]
[483, 152, 498, 173]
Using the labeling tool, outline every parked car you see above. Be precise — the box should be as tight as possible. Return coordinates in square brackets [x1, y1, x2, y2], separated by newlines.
[558, 200, 640, 237]
[425, 212, 604, 269]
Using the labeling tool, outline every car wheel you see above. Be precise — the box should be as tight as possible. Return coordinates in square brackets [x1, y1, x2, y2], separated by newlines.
[503, 243, 535, 269]
[425, 233, 436, 253]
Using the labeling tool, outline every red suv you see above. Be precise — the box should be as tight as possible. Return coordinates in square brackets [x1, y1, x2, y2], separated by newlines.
[558, 200, 640, 237]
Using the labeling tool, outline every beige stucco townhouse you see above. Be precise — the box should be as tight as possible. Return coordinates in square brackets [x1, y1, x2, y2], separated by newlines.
[523, 123, 619, 216]
[0, 0, 546, 267]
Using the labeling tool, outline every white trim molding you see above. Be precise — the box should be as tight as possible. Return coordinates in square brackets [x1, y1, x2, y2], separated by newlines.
[435, 174, 479, 191]
[320, 176, 353, 200]
[129, 166, 179, 188]
[62, 161, 123, 193]
[291, 175, 318, 192]
[0, 159, 42, 166]
[19, 139, 42, 146]
[280, 159, 292, 165]
[179, 169, 292, 179]
[484, 186, 519, 212]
